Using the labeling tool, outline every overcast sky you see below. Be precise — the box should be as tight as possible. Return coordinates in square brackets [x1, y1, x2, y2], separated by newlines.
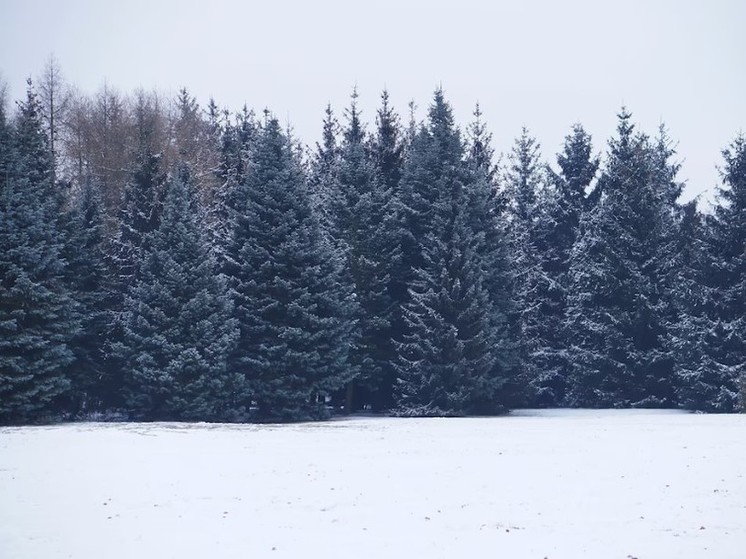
[1, 0, 744, 204]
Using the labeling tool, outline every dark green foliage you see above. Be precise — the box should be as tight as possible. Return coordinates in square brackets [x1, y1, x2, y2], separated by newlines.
[396, 90, 509, 416]
[668, 202, 731, 410]
[674, 136, 746, 411]
[2, 76, 743, 422]
[565, 110, 677, 408]
[464, 105, 518, 407]
[323, 90, 409, 412]
[226, 119, 356, 421]
[0, 84, 77, 423]
[308, 104, 341, 236]
[114, 148, 165, 287]
[365, 90, 408, 410]
[105, 135, 167, 410]
[207, 106, 258, 273]
[530, 125, 600, 405]
[63, 178, 114, 412]
[121, 172, 242, 421]
[503, 128, 547, 406]
[711, 136, 746, 410]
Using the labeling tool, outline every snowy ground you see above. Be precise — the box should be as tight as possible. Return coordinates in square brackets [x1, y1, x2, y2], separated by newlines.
[1, 409, 744, 559]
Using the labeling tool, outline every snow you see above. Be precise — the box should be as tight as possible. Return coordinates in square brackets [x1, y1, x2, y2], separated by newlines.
[1, 409, 744, 558]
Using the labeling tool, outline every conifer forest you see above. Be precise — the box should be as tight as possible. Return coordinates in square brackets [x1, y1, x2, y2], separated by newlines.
[1, 64, 745, 424]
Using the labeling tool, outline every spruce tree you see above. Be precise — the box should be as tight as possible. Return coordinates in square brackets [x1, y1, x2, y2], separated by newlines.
[367, 89, 407, 410]
[209, 105, 258, 271]
[678, 135, 746, 411]
[332, 90, 396, 411]
[114, 147, 165, 287]
[226, 118, 356, 421]
[63, 177, 113, 412]
[0, 84, 77, 423]
[396, 90, 507, 416]
[667, 202, 730, 410]
[465, 104, 518, 406]
[565, 110, 677, 407]
[532, 125, 600, 405]
[121, 171, 242, 420]
[308, 104, 341, 237]
[503, 128, 546, 405]
[107, 130, 167, 408]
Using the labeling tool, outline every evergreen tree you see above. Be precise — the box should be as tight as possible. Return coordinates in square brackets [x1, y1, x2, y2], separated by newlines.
[226, 118, 356, 421]
[466, 103, 498, 183]
[208, 105, 258, 270]
[677, 135, 746, 411]
[503, 128, 546, 405]
[331, 90, 396, 411]
[396, 90, 507, 415]
[466, 107, 519, 408]
[114, 147, 165, 287]
[0, 92, 12, 184]
[63, 177, 114, 412]
[308, 103, 341, 236]
[0, 84, 77, 423]
[121, 171, 242, 420]
[531, 124, 600, 405]
[107, 117, 168, 408]
[667, 202, 731, 410]
[711, 135, 746, 410]
[367, 89, 407, 410]
[565, 110, 677, 407]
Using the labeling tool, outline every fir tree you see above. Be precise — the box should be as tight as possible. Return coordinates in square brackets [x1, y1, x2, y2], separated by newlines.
[396, 90, 507, 415]
[366, 89, 407, 410]
[565, 110, 677, 407]
[226, 118, 356, 421]
[532, 124, 600, 405]
[678, 135, 746, 411]
[106, 122, 168, 408]
[503, 128, 546, 405]
[667, 202, 732, 410]
[465, 104, 518, 406]
[208, 105, 258, 270]
[121, 171, 243, 420]
[0, 84, 77, 423]
[63, 177, 114, 412]
[332, 89, 395, 411]
[308, 103, 341, 236]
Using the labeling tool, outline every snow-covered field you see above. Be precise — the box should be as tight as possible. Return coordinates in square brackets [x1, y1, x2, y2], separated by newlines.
[1, 409, 744, 559]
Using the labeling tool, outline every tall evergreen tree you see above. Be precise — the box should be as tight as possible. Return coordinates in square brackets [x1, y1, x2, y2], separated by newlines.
[565, 110, 677, 407]
[331, 90, 397, 411]
[503, 128, 546, 405]
[366, 89, 407, 410]
[396, 90, 507, 415]
[106, 113, 168, 408]
[667, 202, 729, 410]
[0, 84, 77, 423]
[677, 135, 746, 411]
[63, 177, 114, 412]
[226, 118, 356, 421]
[531, 124, 600, 405]
[465, 105, 518, 407]
[121, 171, 242, 420]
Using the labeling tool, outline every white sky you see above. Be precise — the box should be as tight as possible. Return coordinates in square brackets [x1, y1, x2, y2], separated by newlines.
[1, 0, 744, 204]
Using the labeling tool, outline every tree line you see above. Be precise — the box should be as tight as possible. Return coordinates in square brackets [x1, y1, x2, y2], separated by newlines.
[0, 61, 744, 424]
